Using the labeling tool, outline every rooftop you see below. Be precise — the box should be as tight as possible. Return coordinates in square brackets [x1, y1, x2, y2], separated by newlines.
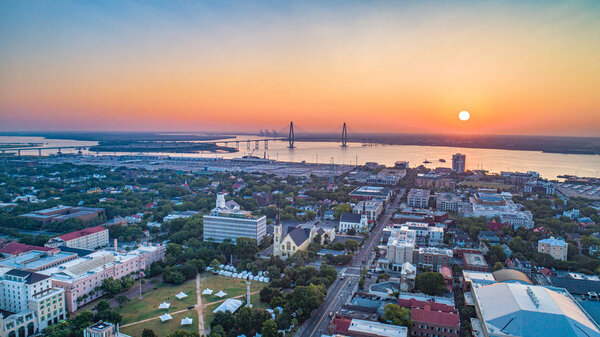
[464, 252, 488, 267]
[56, 225, 107, 242]
[0, 251, 76, 270]
[539, 236, 568, 247]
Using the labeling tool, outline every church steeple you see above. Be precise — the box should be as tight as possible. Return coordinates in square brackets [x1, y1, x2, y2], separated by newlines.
[273, 202, 282, 257]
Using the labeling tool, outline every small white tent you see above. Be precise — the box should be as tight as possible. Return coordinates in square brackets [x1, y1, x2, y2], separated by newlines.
[175, 292, 188, 300]
[215, 290, 227, 298]
[160, 313, 173, 322]
[158, 302, 171, 309]
[181, 317, 193, 325]
[202, 288, 213, 295]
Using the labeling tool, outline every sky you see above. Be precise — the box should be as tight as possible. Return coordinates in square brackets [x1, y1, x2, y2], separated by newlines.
[1, 1, 600, 136]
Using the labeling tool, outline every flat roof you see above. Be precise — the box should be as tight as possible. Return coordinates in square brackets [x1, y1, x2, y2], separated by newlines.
[0, 251, 76, 269]
[349, 318, 408, 337]
[464, 252, 488, 267]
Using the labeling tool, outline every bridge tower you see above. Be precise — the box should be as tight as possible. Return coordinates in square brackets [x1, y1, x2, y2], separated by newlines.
[341, 122, 348, 147]
[288, 121, 295, 148]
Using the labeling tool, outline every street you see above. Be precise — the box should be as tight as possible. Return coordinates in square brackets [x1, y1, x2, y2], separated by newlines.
[295, 188, 404, 337]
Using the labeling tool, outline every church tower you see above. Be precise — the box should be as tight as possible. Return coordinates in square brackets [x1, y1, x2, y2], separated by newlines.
[273, 204, 282, 257]
[360, 201, 369, 232]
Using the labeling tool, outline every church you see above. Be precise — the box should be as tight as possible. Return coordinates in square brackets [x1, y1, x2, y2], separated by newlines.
[273, 210, 335, 259]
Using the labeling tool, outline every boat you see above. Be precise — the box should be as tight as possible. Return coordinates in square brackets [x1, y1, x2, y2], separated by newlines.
[439, 158, 446, 162]
[423, 159, 431, 164]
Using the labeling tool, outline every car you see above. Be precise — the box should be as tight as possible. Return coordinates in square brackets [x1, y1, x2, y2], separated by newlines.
[329, 312, 334, 317]
[187, 305, 195, 310]
[340, 276, 345, 280]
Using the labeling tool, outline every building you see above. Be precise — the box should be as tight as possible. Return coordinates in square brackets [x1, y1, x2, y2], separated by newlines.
[382, 227, 416, 271]
[538, 237, 568, 261]
[0, 250, 78, 271]
[415, 173, 456, 190]
[0, 243, 58, 257]
[470, 282, 600, 337]
[353, 200, 384, 221]
[84, 321, 130, 337]
[400, 262, 416, 292]
[366, 168, 406, 185]
[501, 171, 540, 185]
[524, 179, 555, 194]
[42, 245, 165, 312]
[339, 211, 369, 234]
[462, 251, 489, 272]
[452, 153, 466, 173]
[163, 210, 202, 222]
[407, 189, 430, 209]
[349, 186, 392, 203]
[203, 193, 267, 243]
[466, 192, 534, 229]
[393, 208, 449, 226]
[45, 225, 109, 250]
[435, 193, 463, 212]
[273, 213, 335, 259]
[392, 222, 444, 247]
[411, 302, 460, 337]
[19, 205, 105, 225]
[0, 268, 66, 336]
[417, 247, 453, 272]
[329, 317, 408, 337]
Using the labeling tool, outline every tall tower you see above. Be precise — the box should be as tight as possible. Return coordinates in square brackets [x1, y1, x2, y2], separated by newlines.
[273, 205, 282, 257]
[341, 122, 348, 147]
[216, 192, 226, 209]
[360, 201, 369, 231]
[246, 278, 252, 307]
[452, 153, 466, 173]
[288, 121, 295, 148]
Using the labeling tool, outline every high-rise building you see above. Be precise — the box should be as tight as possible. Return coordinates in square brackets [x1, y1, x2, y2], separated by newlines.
[203, 193, 267, 244]
[452, 153, 466, 173]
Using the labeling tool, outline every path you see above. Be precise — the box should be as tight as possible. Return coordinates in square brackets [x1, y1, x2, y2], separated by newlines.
[120, 289, 260, 330]
[196, 273, 205, 336]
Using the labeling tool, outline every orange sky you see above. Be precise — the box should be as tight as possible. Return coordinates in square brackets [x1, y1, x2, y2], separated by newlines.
[1, 1, 600, 135]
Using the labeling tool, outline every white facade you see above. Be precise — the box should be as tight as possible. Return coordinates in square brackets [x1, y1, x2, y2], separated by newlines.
[203, 196, 266, 243]
[385, 227, 417, 270]
[538, 237, 568, 261]
[407, 188, 430, 208]
[353, 200, 384, 221]
[435, 193, 463, 212]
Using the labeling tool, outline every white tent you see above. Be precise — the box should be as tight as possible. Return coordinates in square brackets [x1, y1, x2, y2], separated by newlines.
[213, 298, 243, 313]
[181, 317, 193, 325]
[158, 302, 171, 309]
[160, 313, 173, 322]
[175, 292, 188, 300]
[202, 288, 213, 295]
[215, 290, 227, 298]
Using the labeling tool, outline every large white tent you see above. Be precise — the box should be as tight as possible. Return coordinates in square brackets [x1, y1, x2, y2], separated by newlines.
[175, 291, 188, 300]
[181, 317, 193, 325]
[158, 302, 171, 309]
[215, 290, 227, 298]
[213, 298, 243, 314]
[202, 288, 213, 295]
[160, 313, 173, 322]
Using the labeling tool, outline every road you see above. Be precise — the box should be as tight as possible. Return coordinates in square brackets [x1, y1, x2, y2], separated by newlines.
[295, 188, 404, 337]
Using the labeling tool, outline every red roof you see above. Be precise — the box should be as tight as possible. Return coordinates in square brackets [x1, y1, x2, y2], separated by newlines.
[398, 298, 456, 313]
[57, 225, 107, 242]
[0, 242, 56, 255]
[330, 317, 351, 333]
[411, 306, 459, 327]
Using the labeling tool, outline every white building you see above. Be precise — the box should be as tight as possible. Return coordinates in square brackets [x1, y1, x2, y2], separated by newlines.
[471, 282, 600, 337]
[435, 193, 463, 212]
[203, 193, 267, 243]
[465, 192, 534, 229]
[45, 225, 109, 250]
[352, 199, 384, 221]
[407, 188, 430, 208]
[339, 211, 369, 233]
[538, 237, 568, 261]
[0, 268, 66, 337]
[384, 227, 417, 271]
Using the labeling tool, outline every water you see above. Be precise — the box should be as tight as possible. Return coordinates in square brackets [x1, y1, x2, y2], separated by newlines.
[1, 135, 600, 179]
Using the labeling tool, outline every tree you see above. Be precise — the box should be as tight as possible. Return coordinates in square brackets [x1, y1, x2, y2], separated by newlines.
[166, 331, 199, 337]
[487, 245, 507, 264]
[237, 237, 259, 260]
[493, 262, 504, 271]
[116, 295, 128, 306]
[382, 304, 413, 328]
[286, 283, 326, 322]
[333, 203, 352, 219]
[415, 272, 447, 296]
[209, 325, 226, 337]
[262, 319, 280, 337]
[142, 329, 158, 337]
[101, 277, 123, 297]
[260, 287, 282, 304]
[345, 239, 359, 252]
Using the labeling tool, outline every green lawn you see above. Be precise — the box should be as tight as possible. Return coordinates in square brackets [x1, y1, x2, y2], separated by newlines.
[116, 279, 197, 324]
[120, 309, 198, 337]
[200, 274, 264, 304]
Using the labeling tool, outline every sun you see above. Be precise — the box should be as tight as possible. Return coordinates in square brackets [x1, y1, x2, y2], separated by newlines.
[458, 110, 470, 121]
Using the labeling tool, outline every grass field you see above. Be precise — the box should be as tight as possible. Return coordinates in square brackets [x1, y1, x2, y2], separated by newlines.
[458, 181, 515, 191]
[200, 274, 265, 304]
[120, 309, 198, 337]
[200, 275, 267, 327]
[116, 279, 197, 324]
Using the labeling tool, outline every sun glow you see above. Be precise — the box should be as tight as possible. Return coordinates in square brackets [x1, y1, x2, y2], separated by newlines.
[459, 111, 471, 121]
